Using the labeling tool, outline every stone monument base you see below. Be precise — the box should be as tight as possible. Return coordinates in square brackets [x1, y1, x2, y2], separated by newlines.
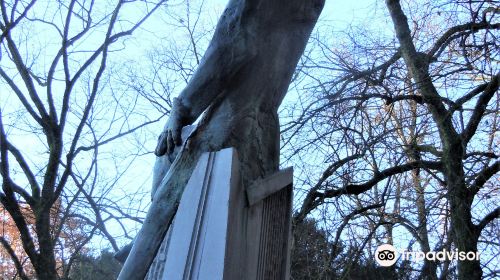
[145, 148, 293, 280]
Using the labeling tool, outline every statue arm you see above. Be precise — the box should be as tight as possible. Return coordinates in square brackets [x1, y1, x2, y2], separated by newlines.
[155, 1, 256, 156]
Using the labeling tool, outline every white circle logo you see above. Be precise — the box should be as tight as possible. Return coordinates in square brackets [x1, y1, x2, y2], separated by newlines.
[375, 244, 398, 266]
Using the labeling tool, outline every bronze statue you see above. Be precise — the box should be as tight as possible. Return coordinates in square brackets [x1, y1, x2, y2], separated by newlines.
[118, 0, 324, 278]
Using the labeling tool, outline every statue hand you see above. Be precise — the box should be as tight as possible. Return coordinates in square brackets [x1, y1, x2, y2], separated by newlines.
[155, 98, 188, 156]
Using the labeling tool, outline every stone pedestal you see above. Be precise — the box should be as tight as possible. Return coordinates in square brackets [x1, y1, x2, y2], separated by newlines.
[145, 148, 293, 280]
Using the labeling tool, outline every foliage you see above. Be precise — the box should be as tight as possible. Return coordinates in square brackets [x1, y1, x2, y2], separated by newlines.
[69, 250, 121, 280]
[291, 218, 412, 280]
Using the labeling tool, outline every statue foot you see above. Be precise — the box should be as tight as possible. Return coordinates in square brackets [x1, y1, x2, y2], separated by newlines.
[114, 242, 133, 264]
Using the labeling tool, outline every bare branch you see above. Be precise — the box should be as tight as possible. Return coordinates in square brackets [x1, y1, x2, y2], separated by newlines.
[5, 142, 40, 199]
[0, 236, 30, 280]
[429, 22, 500, 59]
[73, 116, 161, 155]
[296, 160, 442, 223]
[476, 206, 500, 235]
[0, 67, 43, 126]
[470, 160, 499, 194]
[386, 0, 458, 140]
[462, 73, 500, 144]
[2, 27, 50, 122]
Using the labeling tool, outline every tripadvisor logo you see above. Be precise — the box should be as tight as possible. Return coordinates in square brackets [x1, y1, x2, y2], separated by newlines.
[375, 244, 480, 267]
[375, 244, 398, 267]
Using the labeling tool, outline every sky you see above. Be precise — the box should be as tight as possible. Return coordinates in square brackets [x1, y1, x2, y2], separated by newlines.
[88, 0, 389, 251]
[3, 1, 497, 275]
[0, 0, 393, 252]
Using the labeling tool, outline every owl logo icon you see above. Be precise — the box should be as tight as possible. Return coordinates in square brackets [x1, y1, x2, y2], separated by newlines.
[375, 244, 398, 266]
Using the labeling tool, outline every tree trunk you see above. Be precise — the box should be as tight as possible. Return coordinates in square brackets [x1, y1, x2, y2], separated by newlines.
[412, 169, 437, 280]
[386, 1, 482, 279]
[35, 211, 58, 280]
[118, 1, 324, 279]
[444, 142, 481, 280]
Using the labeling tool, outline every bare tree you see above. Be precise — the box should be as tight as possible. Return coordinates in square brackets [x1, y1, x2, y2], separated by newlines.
[285, 1, 499, 279]
[0, 1, 167, 279]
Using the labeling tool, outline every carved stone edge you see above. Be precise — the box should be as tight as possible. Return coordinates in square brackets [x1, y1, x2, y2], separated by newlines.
[246, 167, 293, 206]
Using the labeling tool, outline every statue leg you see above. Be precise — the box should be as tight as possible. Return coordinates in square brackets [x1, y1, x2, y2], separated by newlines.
[115, 125, 194, 263]
[151, 152, 176, 201]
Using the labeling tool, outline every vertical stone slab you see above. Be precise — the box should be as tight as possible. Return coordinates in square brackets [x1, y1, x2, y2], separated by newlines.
[145, 148, 293, 280]
[146, 227, 173, 279]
